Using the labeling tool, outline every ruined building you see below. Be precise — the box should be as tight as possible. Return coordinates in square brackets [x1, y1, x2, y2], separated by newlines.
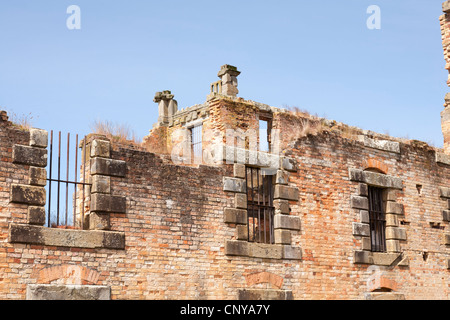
[1, 3, 450, 300]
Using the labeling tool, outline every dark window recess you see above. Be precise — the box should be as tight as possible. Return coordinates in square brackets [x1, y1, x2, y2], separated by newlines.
[245, 167, 274, 244]
[368, 186, 386, 252]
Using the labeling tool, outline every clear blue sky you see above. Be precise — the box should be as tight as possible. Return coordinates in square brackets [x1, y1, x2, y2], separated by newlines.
[0, 0, 448, 147]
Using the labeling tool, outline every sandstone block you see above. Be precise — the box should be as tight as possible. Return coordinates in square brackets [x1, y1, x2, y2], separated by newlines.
[238, 289, 293, 300]
[274, 185, 298, 201]
[225, 240, 248, 256]
[223, 177, 246, 193]
[435, 152, 450, 166]
[275, 170, 289, 185]
[8, 223, 125, 249]
[274, 214, 300, 230]
[223, 208, 247, 225]
[27, 206, 46, 226]
[90, 139, 111, 158]
[358, 183, 368, 196]
[89, 212, 110, 231]
[365, 292, 405, 300]
[386, 202, 403, 215]
[360, 136, 400, 154]
[91, 175, 111, 194]
[90, 193, 126, 213]
[29, 129, 48, 148]
[440, 187, 450, 199]
[90, 157, 126, 177]
[10, 184, 46, 206]
[29, 167, 47, 186]
[349, 169, 402, 189]
[351, 196, 369, 210]
[273, 199, 290, 214]
[274, 229, 291, 244]
[443, 210, 450, 222]
[360, 210, 370, 224]
[236, 225, 248, 240]
[352, 222, 370, 237]
[13, 145, 47, 167]
[26, 284, 110, 300]
[233, 163, 246, 179]
[444, 234, 450, 245]
[386, 227, 407, 240]
[234, 193, 247, 209]
[383, 189, 398, 201]
[385, 214, 399, 227]
[361, 237, 371, 251]
[248, 243, 283, 259]
[354, 250, 372, 264]
[386, 240, 401, 253]
[372, 252, 401, 265]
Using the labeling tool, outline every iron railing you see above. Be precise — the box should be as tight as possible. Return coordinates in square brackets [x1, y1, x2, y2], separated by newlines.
[46, 131, 90, 229]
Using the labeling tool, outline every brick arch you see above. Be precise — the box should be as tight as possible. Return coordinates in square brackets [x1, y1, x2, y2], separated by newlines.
[367, 275, 398, 292]
[245, 271, 284, 289]
[32, 265, 101, 285]
[363, 158, 389, 174]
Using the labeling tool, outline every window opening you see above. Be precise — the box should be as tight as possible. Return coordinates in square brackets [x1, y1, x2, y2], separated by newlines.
[368, 186, 386, 252]
[245, 166, 274, 244]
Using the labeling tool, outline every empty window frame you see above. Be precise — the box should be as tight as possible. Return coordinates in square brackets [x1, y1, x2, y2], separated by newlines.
[190, 124, 202, 163]
[258, 117, 272, 153]
[368, 186, 386, 252]
[245, 166, 275, 244]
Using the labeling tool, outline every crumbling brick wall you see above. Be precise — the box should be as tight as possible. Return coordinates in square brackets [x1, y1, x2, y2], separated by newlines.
[2, 98, 450, 300]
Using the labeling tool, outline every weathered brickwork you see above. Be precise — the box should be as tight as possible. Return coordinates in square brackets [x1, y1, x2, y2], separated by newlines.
[0, 3, 450, 300]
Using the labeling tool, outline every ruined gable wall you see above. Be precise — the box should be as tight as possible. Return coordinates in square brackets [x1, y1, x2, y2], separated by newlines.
[288, 130, 450, 299]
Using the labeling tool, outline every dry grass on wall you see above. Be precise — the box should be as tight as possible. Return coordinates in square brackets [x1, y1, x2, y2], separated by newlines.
[90, 120, 141, 146]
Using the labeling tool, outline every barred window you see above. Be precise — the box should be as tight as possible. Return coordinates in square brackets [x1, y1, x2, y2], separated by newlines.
[368, 186, 386, 252]
[245, 166, 275, 244]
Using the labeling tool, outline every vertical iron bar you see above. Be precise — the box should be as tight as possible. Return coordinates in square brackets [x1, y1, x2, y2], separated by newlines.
[268, 175, 272, 244]
[245, 167, 249, 242]
[82, 138, 86, 230]
[73, 134, 78, 228]
[65, 133, 70, 226]
[257, 168, 261, 243]
[57, 131, 61, 227]
[251, 168, 255, 242]
[47, 130, 53, 227]
[262, 171, 266, 244]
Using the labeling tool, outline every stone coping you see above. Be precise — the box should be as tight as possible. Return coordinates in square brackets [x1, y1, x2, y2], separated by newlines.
[9, 223, 125, 250]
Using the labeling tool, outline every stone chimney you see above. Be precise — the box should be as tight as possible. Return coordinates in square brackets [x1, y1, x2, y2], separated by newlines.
[217, 65, 241, 97]
[441, 2, 450, 154]
[154, 90, 178, 127]
[0, 110, 8, 122]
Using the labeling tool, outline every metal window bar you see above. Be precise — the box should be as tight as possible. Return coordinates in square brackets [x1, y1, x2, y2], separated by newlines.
[245, 167, 274, 244]
[47, 131, 91, 229]
[368, 186, 386, 252]
[191, 124, 202, 163]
